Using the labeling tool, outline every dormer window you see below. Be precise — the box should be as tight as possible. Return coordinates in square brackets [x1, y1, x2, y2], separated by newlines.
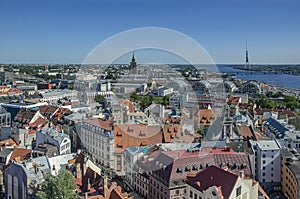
[185, 165, 191, 172]
[192, 165, 198, 171]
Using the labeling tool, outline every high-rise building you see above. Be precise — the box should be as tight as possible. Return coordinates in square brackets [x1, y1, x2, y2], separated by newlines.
[245, 42, 250, 69]
[129, 53, 138, 74]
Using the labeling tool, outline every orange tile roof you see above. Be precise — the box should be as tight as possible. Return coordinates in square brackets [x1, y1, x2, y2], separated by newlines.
[255, 132, 267, 140]
[197, 109, 216, 126]
[240, 126, 255, 139]
[9, 148, 32, 163]
[163, 124, 194, 143]
[29, 116, 48, 128]
[121, 99, 134, 113]
[0, 139, 17, 147]
[114, 124, 163, 152]
[227, 96, 240, 105]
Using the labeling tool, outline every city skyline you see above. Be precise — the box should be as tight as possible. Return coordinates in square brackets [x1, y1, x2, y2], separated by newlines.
[1, 0, 300, 64]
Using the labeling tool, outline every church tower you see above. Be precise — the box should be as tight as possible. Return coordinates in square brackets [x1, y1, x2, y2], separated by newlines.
[129, 53, 138, 74]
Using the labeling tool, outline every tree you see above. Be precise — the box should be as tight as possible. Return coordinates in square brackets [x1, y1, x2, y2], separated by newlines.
[130, 92, 138, 102]
[37, 170, 78, 199]
[95, 94, 105, 103]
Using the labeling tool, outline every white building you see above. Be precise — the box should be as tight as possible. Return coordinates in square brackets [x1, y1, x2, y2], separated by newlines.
[77, 118, 115, 176]
[250, 140, 281, 190]
[157, 87, 173, 97]
[36, 127, 71, 155]
[38, 89, 78, 102]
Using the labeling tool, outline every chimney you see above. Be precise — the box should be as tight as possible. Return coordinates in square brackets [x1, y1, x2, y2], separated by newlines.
[196, 181, 201, 187]
[104, 176, 109, 197]
[76, 163, 82, 179]
[210, 176, 214, 181]
[240, 171, 245, 179]
[87, 178, 91, 191]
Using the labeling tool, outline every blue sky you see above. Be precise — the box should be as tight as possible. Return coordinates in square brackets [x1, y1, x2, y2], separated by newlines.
[0, 0, 300, 64]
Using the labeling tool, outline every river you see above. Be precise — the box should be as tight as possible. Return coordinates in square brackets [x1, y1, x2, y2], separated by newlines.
[215, 65, 300, 90]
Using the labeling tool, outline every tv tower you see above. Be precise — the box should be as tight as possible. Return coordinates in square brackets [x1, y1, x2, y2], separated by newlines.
[245, 41, 250, 69]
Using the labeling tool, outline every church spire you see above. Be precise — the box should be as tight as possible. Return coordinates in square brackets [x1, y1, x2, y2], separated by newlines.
[129, 52, 138, 74]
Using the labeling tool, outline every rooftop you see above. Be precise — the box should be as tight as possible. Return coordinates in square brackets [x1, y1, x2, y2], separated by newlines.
[255, 140, 281, 151]
[84, 118, 114, 131]
[186, 165, 238, 199]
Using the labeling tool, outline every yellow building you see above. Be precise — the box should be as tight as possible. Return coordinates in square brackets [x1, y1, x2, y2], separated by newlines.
[281, 149, 300, 199]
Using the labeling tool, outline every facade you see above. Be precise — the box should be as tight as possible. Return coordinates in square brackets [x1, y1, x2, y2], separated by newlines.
[77, 118, 115, 176]
[10, 128, 36, 149]
[0, 107, 11, 127]
[37, 89, 78, 102]
[250, 140, 281, 190]
[36, 127, 71, 155]
[157, 87, 173, 97]
[186, 165, 259, 199]
[281, 148, 300, 199]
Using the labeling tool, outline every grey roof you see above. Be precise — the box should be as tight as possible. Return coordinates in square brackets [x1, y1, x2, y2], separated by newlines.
[264, 118, 288, 138]
[64, 112, 86, 121]
[205, 117, 223, 141]
[256, 140, 281, 151]
[39, 127, 70, 145]
[126, 145, 151, 155]
[0, 148, 13, 157]
[227, 141, 254, 155]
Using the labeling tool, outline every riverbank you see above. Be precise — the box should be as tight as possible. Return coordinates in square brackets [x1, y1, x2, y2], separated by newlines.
[233, 65, 300, 76]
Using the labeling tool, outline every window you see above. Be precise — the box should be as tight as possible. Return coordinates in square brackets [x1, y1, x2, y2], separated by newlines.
[262, 173, 265, 176]
[236, 186, 241, 197]
[190, 191, 193, 198]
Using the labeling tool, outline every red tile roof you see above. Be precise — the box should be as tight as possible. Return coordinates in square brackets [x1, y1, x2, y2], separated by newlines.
[84, 118, 114, 131]
[139, 147, 252, 183]
[186, 165, 238, 199]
